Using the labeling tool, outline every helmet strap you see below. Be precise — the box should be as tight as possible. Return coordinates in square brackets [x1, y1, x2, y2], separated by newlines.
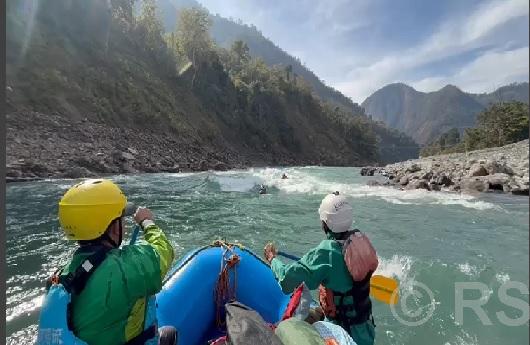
[322, 221, 331, 234]
[100, 218, 123, 249]
[102, 232, 119, 249]
[117, 218, 123, 247]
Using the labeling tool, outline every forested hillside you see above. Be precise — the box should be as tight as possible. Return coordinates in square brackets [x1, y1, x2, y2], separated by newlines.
[157, 0, 358, 112]
[6, 0, 417, 180]
[420, 101, 529, 157]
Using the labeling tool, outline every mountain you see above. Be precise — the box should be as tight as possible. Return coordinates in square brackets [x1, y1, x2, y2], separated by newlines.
[7, 0, 408, 180]
[472, 82, 529, 107]
[156, 0, 418, 161]
[362, 82, 529, 144]
[159, 0, 359, 112]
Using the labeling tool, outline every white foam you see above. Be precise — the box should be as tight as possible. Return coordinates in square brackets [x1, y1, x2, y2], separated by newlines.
[6, 294, 44, 322]
[495, 272, 511, 284]
[248, 168, 501, 210]
[212, 172, 262, 192]
[457, 262, 480, 277]
[375, 254, 414, 283]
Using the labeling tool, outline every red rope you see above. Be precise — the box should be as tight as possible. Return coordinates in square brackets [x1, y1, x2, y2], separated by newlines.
[214, 241, 241, 329]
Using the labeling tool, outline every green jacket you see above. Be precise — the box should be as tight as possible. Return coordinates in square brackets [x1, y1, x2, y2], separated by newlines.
[270, 235, 375, 345]
[61, 223, 174, 345]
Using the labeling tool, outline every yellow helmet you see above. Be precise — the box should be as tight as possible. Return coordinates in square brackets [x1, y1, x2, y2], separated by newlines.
[59, 179, 127, 240]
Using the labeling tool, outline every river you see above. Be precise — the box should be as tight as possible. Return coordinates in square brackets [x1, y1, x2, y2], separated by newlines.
[6, 167, 529, 345]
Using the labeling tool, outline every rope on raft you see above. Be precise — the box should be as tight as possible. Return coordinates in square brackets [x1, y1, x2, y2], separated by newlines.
[213, 240, 241, 329]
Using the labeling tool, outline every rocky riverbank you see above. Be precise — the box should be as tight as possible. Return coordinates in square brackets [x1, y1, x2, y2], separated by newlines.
[361, 140, 529, 195]
[6, 112, 250, 182]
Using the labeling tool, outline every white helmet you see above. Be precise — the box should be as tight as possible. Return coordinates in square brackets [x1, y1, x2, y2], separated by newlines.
[318, 193, 353, 233]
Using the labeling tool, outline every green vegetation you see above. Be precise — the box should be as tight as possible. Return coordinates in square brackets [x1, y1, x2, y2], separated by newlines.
[7, 0, 418, 165]
[420, 101, 529, 156]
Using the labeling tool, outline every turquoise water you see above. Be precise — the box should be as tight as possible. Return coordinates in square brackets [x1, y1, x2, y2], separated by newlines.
[5, 167, 529, 345]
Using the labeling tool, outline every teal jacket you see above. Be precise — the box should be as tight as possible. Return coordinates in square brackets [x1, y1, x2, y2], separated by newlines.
[270, 235, 375, 345]
[61, 223, 174, 345]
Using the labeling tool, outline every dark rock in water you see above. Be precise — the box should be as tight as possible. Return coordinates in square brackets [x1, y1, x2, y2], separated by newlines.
[360, 166, 377, 176]
[512, 188, 529, 196]
[429, 183, 441, 191]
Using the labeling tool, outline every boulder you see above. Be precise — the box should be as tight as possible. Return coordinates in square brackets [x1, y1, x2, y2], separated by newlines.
[486, 173, 511, 191]
[461, 177, 488, 192]
[434, 174, 452, 187]
[398, 176, 409, 186]
[406, 163, 421, 173]
[405, 179, 430, 190]
[121, 152, 135, 160]
[421, 171, 433, 180]
[127, 147, 138, 155]
[509, 176, 529, 196]
[213, 162, 228, 171]
[484, 160, 513, 175]
[198, 160, 209, 171]
[360, 166, 377, 176]
[468, 164, 488, 177]
[429, 183, 441, 191]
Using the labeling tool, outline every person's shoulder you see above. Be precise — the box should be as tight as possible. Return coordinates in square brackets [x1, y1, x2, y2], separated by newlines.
[315, 239, 336, 250]
[115, 243, 157, 258]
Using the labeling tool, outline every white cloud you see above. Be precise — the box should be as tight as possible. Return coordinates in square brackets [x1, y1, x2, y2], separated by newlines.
[412, 47, 529, 93]
[333, 0, 529, 102]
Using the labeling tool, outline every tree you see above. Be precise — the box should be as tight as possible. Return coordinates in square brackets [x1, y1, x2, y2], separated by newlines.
[173, 7, 213, 86]
[111, 0, 135, 28]
[231, 40, 250, 64]
[137, 0, 165, 54]
[475, 101, 529, 147]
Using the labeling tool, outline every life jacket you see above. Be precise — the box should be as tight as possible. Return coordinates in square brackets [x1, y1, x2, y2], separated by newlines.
[318, 229, 378, 330]
[36, 247, 158, 345]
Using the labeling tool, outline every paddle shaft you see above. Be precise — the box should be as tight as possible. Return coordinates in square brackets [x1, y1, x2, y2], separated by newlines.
[129, 225, 141, 245]
[277, 251, 300, 261]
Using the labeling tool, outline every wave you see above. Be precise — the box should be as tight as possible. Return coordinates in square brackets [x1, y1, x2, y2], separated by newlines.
[376, 254, 414, 283]
[247, 168, 501, 211]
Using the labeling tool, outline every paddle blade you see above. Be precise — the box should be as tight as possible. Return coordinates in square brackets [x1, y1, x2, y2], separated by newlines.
[370, 275, 399, 305]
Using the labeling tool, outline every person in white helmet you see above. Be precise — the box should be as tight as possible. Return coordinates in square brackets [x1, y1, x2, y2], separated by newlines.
[264, 192, 376, 345]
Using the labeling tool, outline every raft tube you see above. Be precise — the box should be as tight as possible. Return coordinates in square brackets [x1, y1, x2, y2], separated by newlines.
[156, 245, 291, 345]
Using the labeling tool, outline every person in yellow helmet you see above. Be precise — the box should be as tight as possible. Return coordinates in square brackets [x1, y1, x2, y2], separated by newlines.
[37, 179, 176, 345]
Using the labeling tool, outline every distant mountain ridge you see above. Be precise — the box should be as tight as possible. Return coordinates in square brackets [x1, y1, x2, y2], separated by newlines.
[362, 82, 529, 144]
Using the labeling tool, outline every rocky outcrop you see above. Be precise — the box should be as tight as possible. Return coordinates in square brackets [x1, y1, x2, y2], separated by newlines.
[6, 112, 249, 182]
[362, 140, 529, 196]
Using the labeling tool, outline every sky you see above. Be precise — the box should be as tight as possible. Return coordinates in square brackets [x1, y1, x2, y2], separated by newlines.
[198, 0, 529, 103]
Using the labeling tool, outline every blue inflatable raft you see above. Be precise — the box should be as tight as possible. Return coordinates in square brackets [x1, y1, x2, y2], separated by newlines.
[156, 243, 291, 345]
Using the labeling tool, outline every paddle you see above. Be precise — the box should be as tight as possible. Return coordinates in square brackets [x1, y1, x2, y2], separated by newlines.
[277, 251, 399, 305]
[129, 225, 141, 245]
